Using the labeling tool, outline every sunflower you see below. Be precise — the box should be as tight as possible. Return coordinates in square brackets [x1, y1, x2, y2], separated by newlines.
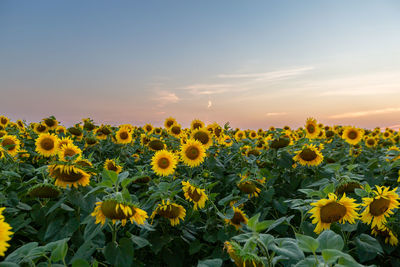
[49, 164, 91, 188]
[115, 127, 132, 144]
[35, 133, 59, 157]
[150, 200, 186, 226]
[248, 130, 258, 139]
[58, 143, 82, 162]
[305, 118, 320, 139]
[237, 175, 265, 198]
[190, 119, 204, 130]
[151, 150, 177, 176]
[131, 153, 140, 162]
[182, 181, 208, 210]
[57, 137, 74, 150]
[164, 117, 177, 129]
[34, 123, 48, 134]
[293, 144, 324, 167]
[55, 126, 67, 135]
[365, 137, 378, 148]
[342, 126, 364, 145]
[16, 120, 25, 130]
[169, 124, 182, 138]
[1, 135, 21, 156]
[234, 130, 245, 141]
[180, 139, 206, 167]
[0, 216, 13, 257]
[219, 135, 233, 147]
[28, 184, 61, 199]
[360, 186, 400, 228]
[92, 199, 148, 226]
[85, 137, 98, 148]
[68, 126, 83, 140]
[371, 225, 399, 246]
[104, 159, 122, 174]
[143, 123, 154, 134]
[309, 193, 359, 234]
[0, 116, 9, 128]
[140, 134, 151, 146]
[191, 128, 213, 149]
[42, 117, 58, 130]
[224, 241, 264, 267]
[147, 139, 165, 151]
[225, 206, 248, 229]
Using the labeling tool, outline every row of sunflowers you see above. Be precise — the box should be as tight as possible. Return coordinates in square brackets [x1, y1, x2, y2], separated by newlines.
[0, 115, 400, 266]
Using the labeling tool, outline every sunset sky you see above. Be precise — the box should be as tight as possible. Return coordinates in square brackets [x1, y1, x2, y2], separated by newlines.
[1, 1, 400, 129]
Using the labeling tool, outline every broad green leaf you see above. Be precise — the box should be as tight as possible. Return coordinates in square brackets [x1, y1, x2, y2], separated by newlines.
[316, 230, 344, 251]
[296, 233, 319, 253]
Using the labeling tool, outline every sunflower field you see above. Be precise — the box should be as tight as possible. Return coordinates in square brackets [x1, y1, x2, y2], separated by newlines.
[1, 115, 400, 266]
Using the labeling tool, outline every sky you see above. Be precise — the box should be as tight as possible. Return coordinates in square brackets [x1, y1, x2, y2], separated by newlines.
[1, 0, 400, 129]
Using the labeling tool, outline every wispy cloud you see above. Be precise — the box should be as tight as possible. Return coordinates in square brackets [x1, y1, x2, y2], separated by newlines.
[217, 66, 314, 81]
[182, 66, 314, 96]
[329, 107, 400, 119]
[153, 90, 180, 107]
[266, 112, 287, 116]
[207, 100, 212, 109]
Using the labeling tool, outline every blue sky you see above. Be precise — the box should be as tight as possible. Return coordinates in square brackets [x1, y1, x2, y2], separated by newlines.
[1, 1, 400, 129]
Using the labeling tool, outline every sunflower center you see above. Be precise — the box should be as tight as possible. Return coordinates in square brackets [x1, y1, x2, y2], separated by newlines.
[369, 197, 390, 216]
[347, 130, 358, 140]
[107, 162, 118, 172]
[44, 119, 56, 127]
[57, 168, 85, 182]
[63, 148, 77, 157]
[119, 131, 129, 140]
[158, 204, 181, 219]
[231, 211, 246, 225]
[193, 131, 210, 145]
[367, 139, 375, 146]
[40, 138, 55, 151]
[37, 125, 47, 132]
[101, 201, 132, 220]
[166, 120, 174, 128]
[299, 148, 317, 161]
[185, 146, 200, 160]
[146, 126, 152, 132]
[192, 122, 202, 130]
[157, 157, 170, 169]
[247, 149, 260, 157]
[2, 138, 16, 150]
[307, 124, 315, 133]
[188, 188, 202, 202]
[149, 140, 164, 150]
[238, 182, 256, 194]
[320, 202, 346, 223]
[1, 118, 7, 125]
[171, 126, 181, 135]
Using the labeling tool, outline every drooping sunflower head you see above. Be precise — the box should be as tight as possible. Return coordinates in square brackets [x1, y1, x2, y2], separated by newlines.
[191, 128, 213, 149]
[180, 139, 206, 167]
[58, 143, 82, 162]
[305, 117, 320, 139]
[91, 199, 148, 226]
[151, 150, 177, 176]
[68, 126, 83, 140]
[190, 119, 204, 130]
[225, 206, 248, 229]
[293, 144, 324, 167]
[150, 199, 186, 226]
[1, 135, 21, 156]
[85, 136, 98, 147]
[360, 186, 400, 228]
[34, 123, 48, 134]
[42, 117, 58, 130]
[35, 133, 59, 157]
[104, 159, 122, 174]
[28, 183, 61, 199]
[269, 136, 291, 149]
[182, 181, 208, 210]
[147, 139, 165, 151]
[309, 193, 359, 234]
[335, 181, 362, 196]
[164, 117, 177, 129]
[342, 126, 364, 145]
[371, 225, 399, 246]
[49, 164, 91, 188]
[224, 241, 265, 267]
[237, 174, 264, 198]
[115, 127, 133, 144]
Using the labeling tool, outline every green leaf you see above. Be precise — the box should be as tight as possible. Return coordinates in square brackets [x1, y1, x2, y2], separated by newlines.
[354, 188, 367, 197]
[269, 238, 304, 261]
[321, 249, 346, 264]
[256, 220, 274, 232]
[247, 213, 260, 231]
[295, 233, 319, 253]
[72, 259, 90, 267]
[60, 203, 74, 212]
[354, 234, 382, 262]
[104, 238, 134, 267]
[5, 242, 38, 263]
[51, 239, 68, 262]
[130, 235, 150, 249]
[197, 258, 223, 267]
[316, 230, 344, 251]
